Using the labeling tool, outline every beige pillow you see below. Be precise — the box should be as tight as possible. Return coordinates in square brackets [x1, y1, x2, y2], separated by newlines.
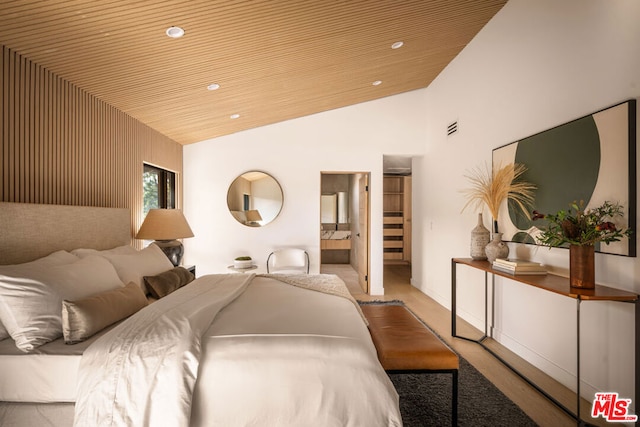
[62, 282, 148, 344]
[101, 244, 173, 294]
[71, 245, 137, 258]
[144, 266, 195, 299]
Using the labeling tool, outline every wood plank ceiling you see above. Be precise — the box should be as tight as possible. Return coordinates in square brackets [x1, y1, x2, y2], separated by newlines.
[0, 0, 506, 145]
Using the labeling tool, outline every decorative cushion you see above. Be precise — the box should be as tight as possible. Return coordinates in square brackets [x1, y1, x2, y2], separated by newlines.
[62, 282, 148, 344]
[71, 245, 137, 258]
[144, 266, 195, 299]
[0, 255, 124, 352]
[100, 244, 173, 294]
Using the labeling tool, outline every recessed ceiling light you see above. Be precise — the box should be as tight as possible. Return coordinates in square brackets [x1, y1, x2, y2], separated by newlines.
[372, 80, 382, 86]
[207, 83, 220, 91]
[230, 113, 240, 119]
[391, 41, 404, 49]
[166, 26, 185, 38]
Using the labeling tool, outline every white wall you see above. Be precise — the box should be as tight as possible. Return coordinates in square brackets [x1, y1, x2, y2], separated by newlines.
[184, 0, 639, 405]
[183, 91, 427, 295]
[415, 0, 640, 405]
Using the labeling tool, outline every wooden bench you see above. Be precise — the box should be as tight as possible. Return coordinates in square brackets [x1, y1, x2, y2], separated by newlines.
[361, 304, 459, 426]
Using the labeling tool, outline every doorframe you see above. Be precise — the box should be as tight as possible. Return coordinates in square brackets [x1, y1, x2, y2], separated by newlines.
[320, 171, 370, 294]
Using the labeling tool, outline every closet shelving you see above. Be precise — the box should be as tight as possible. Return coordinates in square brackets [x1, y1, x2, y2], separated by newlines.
[383, 175, 411, 263]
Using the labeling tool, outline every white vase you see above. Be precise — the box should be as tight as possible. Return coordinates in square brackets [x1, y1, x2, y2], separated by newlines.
[470, 213, 490, 260]
[485, 232, 509, 263]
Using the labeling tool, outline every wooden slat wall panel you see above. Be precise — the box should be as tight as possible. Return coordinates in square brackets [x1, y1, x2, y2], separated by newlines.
[0, 45, 183, 246]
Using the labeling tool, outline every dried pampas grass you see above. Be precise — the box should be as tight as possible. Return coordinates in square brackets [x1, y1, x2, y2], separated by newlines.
[461, 163, 536, 224]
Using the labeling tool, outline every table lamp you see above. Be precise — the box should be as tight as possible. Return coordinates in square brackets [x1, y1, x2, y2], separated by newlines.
[136, 209, 194, 266]
[245, 209, 262, 226]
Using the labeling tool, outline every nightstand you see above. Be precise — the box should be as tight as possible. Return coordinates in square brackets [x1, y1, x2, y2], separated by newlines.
[227, 265, 257, 273]
[183, 265, 196, 276]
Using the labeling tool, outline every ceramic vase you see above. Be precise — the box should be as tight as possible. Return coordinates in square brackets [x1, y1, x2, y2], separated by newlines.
[569, 244, 595, 289]
[470, 213, 490, 260]
[485, 232, 509, 263]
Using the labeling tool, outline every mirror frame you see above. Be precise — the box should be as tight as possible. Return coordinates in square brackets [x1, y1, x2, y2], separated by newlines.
[226, 171, 283, 227]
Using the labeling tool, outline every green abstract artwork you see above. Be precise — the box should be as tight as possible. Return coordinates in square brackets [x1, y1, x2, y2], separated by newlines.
[492, 100, 636, 256]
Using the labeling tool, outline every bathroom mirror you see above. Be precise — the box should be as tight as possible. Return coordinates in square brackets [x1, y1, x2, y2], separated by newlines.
[320, 194, 337, 223]
[321, 192, 349, 224]
[227, 171, 283, 227]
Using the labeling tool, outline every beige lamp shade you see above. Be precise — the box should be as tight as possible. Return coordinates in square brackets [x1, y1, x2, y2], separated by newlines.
[136, 209, 194, 240]
[245, 210, 263, 222]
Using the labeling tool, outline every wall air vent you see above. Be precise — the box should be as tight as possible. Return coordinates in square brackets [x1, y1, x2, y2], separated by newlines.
[447, 121, 458, 137]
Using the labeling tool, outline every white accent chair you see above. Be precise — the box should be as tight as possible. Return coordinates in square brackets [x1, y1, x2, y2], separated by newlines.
[266, 248, 310, 274]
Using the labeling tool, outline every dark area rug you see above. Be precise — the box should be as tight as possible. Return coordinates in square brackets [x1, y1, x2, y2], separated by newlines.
[389, 357, 537, 426]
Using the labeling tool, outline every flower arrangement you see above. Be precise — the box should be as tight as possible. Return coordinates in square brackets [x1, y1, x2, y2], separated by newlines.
[461, 162, 536, 232]
[533, 200, 632, 247]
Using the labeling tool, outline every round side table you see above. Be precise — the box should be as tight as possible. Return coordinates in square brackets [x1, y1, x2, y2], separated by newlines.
[227, 265, 258, 273]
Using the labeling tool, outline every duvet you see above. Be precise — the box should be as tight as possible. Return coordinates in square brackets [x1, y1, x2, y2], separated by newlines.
[74, 273, 401, 427]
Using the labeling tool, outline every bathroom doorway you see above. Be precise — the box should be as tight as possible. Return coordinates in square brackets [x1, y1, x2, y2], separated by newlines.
[383, 156, 412, 287]
[320, 172, 370, 294]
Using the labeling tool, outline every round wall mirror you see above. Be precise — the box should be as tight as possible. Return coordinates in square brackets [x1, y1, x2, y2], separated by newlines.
[227, 171, 283, 227]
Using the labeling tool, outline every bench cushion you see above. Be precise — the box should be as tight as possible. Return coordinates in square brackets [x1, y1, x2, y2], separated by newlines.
[361, 304, 459, 371]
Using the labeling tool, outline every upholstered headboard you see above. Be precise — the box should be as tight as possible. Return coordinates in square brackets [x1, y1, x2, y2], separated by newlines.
[0, 202, 131, 265]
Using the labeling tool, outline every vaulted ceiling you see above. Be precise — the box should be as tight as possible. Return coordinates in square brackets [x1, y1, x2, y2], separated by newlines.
[0, 1, 506, 145]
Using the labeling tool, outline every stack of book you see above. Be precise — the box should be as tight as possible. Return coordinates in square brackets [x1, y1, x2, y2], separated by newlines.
[492, 258, 547, 275]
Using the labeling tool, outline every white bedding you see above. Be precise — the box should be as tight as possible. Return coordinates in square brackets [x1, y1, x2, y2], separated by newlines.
[191, 276, 400, 426]
[0, 337, 82, 403]
[0, 326, 113, 402]
[75, 273, 401, 427]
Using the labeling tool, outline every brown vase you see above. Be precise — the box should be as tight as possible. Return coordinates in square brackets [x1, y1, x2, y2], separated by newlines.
[569, 244, 595, 289]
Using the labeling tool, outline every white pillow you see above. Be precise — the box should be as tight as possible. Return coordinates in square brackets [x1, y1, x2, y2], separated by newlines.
[0, 250, 79, 342]
[101, 244, 173, 294]
[0, 255, 124, 352]
[71, 245, 137, 258]
[10, 250, 80, 267]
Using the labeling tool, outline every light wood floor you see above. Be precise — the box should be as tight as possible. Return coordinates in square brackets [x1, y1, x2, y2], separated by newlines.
[321, 263, 608, 427]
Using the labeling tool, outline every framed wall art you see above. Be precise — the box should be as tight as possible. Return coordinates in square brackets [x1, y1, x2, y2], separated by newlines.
[492, 99, 637, 256]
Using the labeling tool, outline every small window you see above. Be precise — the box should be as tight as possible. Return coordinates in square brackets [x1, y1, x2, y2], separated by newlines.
[143, 164, 176, 214]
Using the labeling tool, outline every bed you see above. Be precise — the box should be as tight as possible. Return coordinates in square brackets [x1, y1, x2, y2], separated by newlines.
[0, 202, 401, 426]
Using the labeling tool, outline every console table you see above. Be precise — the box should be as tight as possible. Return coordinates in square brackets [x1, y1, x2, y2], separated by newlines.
[451, 258, 639, 425]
